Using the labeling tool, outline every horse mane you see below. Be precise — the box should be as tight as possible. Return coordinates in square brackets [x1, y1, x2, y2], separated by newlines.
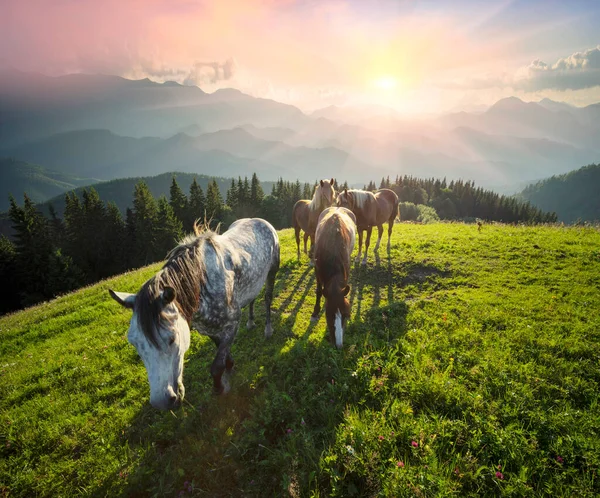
[314, 213, 352, 288]
[347, 189, 373, 210]
[309, 181, 335, 212]
[136, 224, 214, 347]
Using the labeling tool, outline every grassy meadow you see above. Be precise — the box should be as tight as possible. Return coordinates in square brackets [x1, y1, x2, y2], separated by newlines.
[1, 223, 600, 497]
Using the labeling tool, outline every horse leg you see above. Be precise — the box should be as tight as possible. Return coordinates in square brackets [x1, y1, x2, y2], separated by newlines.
[387, 217, 394, 252]
[210, 323, 238, 395]
[374, 224, 383, 252]
[308, 234, 315, 267]
[303, 232, 309, 255]
[355, 229, 363, 263]
[264, 257, 279, 339]
[295, 226, 301, 260]
[246, 299, 256, 330]
[311, 276, 323, 321]
[362, 226, 373, 265]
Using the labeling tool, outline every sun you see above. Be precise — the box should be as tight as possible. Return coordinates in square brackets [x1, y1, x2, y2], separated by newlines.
[373, 76, 399, 91]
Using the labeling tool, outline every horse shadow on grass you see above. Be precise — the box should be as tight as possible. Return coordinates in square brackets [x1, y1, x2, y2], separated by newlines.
[91, 256, 413, 497]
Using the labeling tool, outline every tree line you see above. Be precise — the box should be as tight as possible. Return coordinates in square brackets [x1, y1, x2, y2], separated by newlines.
[0, 172, 555, 314]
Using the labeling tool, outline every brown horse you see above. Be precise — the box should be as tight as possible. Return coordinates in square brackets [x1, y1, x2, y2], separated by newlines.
[310, 206, 356, 349]
[292, 178, 336, 263]
[336, 188, 399, 265]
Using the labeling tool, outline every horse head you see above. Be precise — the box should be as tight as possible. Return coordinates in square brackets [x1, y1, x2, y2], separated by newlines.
[323, 282, 351, 349]
[318, 178, 336, 207]
[336, 188, 354, 210]
[109, 286, 191, 410]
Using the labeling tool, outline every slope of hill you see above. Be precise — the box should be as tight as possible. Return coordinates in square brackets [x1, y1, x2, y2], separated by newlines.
[517, 163, 600, 222]
[1, 224, 599, 496]
[0, 157, 97, 210]
[34, 171, 277, 218]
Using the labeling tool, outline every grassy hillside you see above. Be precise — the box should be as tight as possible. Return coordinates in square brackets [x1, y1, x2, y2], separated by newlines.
[0, 158, 97, 211]
[518, 164, 600, 223]
[1, 223, 599, 497]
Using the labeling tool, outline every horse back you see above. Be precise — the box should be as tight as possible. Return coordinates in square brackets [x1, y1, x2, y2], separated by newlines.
[314, 208, 355, 281]
[374, 189, 399, 224]
[292, 200, 311, 231]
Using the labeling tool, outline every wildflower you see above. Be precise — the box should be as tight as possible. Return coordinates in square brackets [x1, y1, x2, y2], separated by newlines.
[454, 467, 460, 475]
[556, 456, 564, 464]
[391, 431, 395, 436]
[184, 481, 190, 488]
[497, 465, 502, 470]
[250, 480, 255, 485]
[378, 435, 384, 441]
[286, 428, 293, 434]
[411, 441, 418, 448]
[443, 313, 447, 322]
[346, 444, 355, 455]
[397, 461, 405, 468]
[301, 419, 306, 426]
[495, 471, 504, 480]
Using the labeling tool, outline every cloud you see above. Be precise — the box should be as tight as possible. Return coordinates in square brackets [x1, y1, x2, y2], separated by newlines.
[514, 45, 600, 91]
[183, 58, 238, 86]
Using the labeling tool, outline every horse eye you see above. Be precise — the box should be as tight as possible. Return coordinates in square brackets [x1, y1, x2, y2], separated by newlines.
[168, 337, 175, 346]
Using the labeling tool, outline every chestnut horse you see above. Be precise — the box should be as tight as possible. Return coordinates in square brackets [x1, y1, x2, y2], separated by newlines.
[292, 178, 336, 263]
[310, 206, 356, 349]
[336, 188, 399, 265]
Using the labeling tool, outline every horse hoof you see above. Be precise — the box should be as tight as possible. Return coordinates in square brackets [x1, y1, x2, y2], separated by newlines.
[309, 260, 315, 267]
[246, 320, 256, 330]
[264, 323, 273, 338]
[310, 315, 319, 322]
[361, 259, 367, 266]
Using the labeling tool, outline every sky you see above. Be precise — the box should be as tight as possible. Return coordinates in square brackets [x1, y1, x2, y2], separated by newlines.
[1, 0, 600, 114]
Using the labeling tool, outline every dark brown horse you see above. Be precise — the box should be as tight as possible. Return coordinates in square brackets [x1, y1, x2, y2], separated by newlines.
[310, 206, 356, 349]
[336, 188, 399, 265]
[292, 178, 336, 263]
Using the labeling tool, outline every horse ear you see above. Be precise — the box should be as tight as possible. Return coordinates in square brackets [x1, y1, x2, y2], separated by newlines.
[109, 289, 136, 309]
[320, 179, 324, 187]
[344, 187, 348, 195]
[342, 285, 350, 296]
[331, 178, 335, 186]
[161, 286, 176, 306]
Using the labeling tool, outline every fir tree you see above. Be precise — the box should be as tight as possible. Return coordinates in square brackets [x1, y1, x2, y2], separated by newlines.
[169, 176, 188, 227]
[187, 178, 206, 228]
[156, 196, 184, 258]
[132, 181, 159, 265]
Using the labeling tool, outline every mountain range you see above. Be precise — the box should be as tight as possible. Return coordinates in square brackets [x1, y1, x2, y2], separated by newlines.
[1, 69, 599, 201]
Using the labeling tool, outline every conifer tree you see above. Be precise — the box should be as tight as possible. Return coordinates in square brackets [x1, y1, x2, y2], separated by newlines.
[250, 173, 264, 216]
[187, 178, 206, 228]
[156, 196, 184, 258]
[132, 181, 159, 265]
[226, 178, 238, 211]
[169, 176, 188, 226]
[205, 179, 224, 225]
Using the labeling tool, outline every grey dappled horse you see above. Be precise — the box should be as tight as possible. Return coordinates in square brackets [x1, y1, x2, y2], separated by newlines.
[109, 218, 280, 410]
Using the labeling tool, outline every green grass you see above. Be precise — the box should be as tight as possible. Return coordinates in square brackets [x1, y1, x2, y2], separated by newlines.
[1, 223, 600, 497]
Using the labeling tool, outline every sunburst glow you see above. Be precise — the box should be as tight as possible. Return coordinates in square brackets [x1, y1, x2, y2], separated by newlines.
[373, 76, 399, 91]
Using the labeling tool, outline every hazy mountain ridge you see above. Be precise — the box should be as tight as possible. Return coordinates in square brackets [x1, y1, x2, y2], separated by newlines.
[34, 172, 277, 219]
[0, 158, 98, 211]
[517, 163, 600, 223]
[1, 70, 599, 192]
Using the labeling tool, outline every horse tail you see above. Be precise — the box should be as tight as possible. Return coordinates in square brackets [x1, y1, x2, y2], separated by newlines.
[389, 190, 400, 222]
